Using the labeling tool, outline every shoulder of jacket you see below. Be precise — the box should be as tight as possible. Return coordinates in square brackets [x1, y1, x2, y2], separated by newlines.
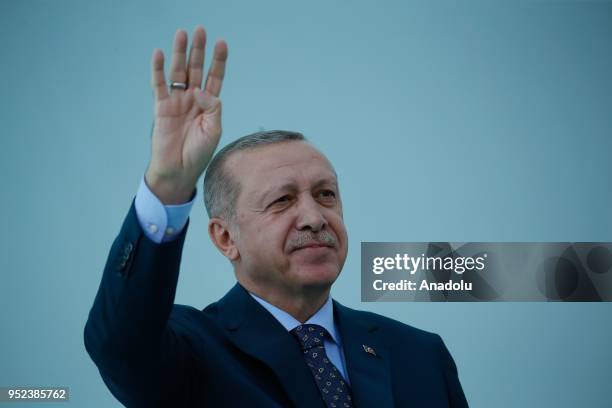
[338, 303, 442, 344]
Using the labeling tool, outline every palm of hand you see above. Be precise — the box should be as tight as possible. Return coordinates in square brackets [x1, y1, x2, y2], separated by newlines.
[153, 89, 220, 182]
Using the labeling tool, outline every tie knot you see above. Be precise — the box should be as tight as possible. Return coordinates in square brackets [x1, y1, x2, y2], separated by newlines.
[291, 324, 327, 350]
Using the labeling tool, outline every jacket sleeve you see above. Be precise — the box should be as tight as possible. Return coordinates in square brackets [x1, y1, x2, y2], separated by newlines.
[436, 334, 470, 408]
[83, 199, 194, 407]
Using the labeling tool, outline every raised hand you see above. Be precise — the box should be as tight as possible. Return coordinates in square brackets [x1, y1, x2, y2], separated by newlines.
[145, 26, 228, 204]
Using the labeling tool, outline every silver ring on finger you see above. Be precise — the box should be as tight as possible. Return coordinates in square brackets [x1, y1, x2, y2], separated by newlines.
[169, 82, 188, 91]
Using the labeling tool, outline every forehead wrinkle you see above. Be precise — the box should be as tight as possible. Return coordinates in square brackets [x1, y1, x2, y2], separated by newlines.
[234, 143, 339, 207]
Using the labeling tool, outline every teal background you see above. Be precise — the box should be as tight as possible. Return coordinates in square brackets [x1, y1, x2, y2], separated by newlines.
[1, 0, 611, 407]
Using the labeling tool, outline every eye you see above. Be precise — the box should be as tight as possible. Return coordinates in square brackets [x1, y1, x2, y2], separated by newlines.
[318, 190, 336, 200]
[273, 195, 291, 204]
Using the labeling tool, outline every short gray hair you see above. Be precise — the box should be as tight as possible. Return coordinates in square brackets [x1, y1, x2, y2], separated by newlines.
[203, 130, 306, 221]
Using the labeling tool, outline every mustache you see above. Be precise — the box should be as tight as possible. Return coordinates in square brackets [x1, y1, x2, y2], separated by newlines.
[288, 231, 337, 252]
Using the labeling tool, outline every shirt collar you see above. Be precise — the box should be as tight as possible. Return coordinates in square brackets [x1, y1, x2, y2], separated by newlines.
[249, 291, 340, 345]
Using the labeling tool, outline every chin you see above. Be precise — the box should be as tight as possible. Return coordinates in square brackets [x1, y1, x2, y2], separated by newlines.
[292, 263, 340, 289]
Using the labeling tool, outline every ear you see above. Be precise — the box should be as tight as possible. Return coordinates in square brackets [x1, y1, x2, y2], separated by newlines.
[208, 217, 240, 261]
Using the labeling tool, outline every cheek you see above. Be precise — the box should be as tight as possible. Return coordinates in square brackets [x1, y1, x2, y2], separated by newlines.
[249, 221, 291, 256]
[328, 215, 348, 247]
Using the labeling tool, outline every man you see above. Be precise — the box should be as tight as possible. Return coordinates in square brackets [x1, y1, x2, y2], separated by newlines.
[84, 25, 469, 407]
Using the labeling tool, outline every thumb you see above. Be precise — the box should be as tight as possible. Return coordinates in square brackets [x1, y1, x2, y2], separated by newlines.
[194, 88, 221, 113]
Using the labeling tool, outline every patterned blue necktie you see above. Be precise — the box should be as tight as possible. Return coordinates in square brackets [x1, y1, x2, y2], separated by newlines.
[291, 324, 354, 408]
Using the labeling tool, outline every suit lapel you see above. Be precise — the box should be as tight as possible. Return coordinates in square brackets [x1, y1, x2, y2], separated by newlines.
[334, 300, 395, 408]
[217, 283, 325, 408]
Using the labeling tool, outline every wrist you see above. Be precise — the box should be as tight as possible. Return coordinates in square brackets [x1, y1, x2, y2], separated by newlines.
[144, 170, 196, 205]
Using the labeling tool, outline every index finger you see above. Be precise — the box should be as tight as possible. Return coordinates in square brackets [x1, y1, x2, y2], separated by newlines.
[204, 40, 228, 97]
[151, 48, 169, 100]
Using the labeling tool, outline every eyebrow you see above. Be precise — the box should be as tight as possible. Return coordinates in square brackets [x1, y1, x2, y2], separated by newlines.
[255, 177, 338, 205]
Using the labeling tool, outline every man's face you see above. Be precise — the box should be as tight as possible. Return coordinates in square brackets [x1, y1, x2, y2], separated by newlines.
[227, 141, 348, 296]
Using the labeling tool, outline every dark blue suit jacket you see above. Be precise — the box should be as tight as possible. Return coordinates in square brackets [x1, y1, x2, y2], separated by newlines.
[84, 201, 469, 407]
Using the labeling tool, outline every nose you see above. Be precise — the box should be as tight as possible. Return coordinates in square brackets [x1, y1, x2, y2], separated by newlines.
[295, 194, 327, 232]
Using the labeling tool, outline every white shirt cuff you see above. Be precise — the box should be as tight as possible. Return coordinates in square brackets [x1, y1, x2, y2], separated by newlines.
[134, 175, 196, 243]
